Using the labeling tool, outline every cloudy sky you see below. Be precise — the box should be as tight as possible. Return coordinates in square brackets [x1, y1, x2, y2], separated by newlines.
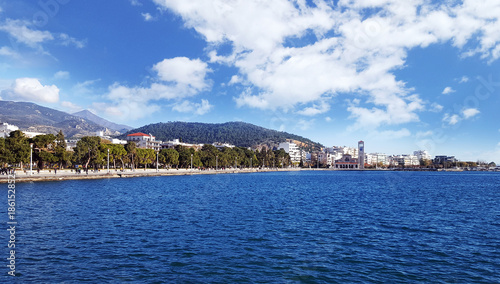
[0, 0, 499, 162]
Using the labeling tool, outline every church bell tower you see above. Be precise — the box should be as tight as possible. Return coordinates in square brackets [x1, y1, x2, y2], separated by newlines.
[358, 140, 365, 170]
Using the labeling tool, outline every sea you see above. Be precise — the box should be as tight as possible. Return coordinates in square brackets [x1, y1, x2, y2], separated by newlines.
[1, 171, 499, 283]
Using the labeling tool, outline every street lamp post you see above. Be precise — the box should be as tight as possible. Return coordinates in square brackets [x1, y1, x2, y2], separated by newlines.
[216, 155, 218, 171]
[191, 154, 193, 170]
[235, 157, 237, 169]
[30, 143, 33, 176]
[107, 148, 110, 174]
[156, 150, 159, 173]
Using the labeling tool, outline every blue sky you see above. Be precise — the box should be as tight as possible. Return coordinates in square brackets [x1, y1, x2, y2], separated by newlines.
[0, 0, 499, 163]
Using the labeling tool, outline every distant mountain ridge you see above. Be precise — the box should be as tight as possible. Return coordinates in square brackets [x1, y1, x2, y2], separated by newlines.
[122, 121, 323, 151]
[0, 101, 124, 137]
[73, 110, 132, 133]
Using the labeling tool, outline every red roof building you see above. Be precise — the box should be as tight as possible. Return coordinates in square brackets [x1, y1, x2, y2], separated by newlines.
[125, 133, 161, 150]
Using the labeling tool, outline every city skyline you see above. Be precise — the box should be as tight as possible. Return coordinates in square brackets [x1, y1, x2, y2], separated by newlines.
[0, 1, 499, 163]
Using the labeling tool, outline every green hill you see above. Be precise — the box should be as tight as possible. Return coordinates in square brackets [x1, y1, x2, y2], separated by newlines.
[121, 121, 323, 151]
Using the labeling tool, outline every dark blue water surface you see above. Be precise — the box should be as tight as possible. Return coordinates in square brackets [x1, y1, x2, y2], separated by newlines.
[1, 171, 499, 283]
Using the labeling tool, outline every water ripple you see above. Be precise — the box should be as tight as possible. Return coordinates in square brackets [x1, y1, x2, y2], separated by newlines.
[0, 171, 498, 282]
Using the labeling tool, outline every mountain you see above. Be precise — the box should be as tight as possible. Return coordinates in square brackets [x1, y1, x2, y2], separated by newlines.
[0, 101, 119, 138]
[73, 109, 132, 133]
[121, 121, 323, 151]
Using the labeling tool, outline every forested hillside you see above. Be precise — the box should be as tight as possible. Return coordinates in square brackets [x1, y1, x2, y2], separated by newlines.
[121, 121, 323, 151]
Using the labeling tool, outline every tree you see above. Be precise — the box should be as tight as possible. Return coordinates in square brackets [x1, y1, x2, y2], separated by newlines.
[136, 148, 155, 170]
[159, 148, 179, 168]
[274, 148, 290, 168]
[125, 142, 137, 170]
[200, 144, 218, 168]
[31, 134, 56, 170]
[113, 144, 127, 169]
[419, 158, 432, 168]
[100, 144, 127, 170]
[175, 145, 192, 168]
[6, 130, 30, 168]
[54, 130, 71, 169]
[0, 137, 14, 166]
[74, 136, 101, 169]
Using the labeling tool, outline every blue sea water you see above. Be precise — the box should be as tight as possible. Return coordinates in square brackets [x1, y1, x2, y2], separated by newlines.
[1, 171, 499, 283]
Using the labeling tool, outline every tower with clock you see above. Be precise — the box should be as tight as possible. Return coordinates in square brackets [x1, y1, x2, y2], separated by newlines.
[358, 140, 365, 170]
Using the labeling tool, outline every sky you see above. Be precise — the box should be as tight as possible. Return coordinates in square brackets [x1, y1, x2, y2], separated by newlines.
[0, 0, 499, 163]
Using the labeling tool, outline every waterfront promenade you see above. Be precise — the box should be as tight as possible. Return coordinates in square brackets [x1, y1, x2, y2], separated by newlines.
[0, 167, 301, 183]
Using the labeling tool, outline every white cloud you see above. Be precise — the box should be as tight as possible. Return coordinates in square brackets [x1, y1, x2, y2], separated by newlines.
[297, 119, 314, 131]
[101, 57, 211, 121]
[462, 108, 480, 119]
[0, 46, 19, 57]
[347, 93, 423, 129]
[61, 101, 82, 113]
[0, 19, 53, 47]
[142, 13, 154, 21]
[92, 100, 161, 121]
[369, 128, 411, 139]
[459, 76, 469, 83]
[172, 99, 213, 115]
[416, 130, 433, 138]
[443, 113, 460, 125]
[442, 86, 455, 95]
[325, 116, 332, 122]
[296, 101, 330, 116]
[430, 103, 444, 112]
[130, 0, 142, 6]
[228, 75, 241, 85]
[58, 33, 86, 48]
[152, 57, 210, 92]
[0, 78, 59, 103]
[54, 71, 70, 80]
[442, 108, 480, 126]
[71, 79, 101, 98]
[153, 0, 500, 129]
[0, 19, 85, 52]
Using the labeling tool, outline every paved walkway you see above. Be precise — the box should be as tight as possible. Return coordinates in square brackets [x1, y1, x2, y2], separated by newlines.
[0, 168, 299, 183]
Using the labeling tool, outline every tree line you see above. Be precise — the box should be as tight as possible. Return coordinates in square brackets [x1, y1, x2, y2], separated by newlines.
[0, 130, 291, 170]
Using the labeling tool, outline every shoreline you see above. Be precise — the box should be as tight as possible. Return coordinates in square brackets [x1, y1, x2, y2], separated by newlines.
[2, 167, 497, 184]
[0, 168, 302, 183]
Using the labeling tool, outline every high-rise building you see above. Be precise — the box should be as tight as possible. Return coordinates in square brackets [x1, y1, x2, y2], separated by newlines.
[358, 140, 365, 169]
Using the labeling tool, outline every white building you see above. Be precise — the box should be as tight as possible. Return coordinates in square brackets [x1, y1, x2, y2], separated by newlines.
[278, 141, 301, 164]
[390, 155, 420, 167]
[161, 139, 203, 150]
[111, 138, 127, 145]
[318, 151, 334, 166]
[126, 132, 162, 151]
[325, 147, 343, 161]
[23, 131, 46, 138]
[329, 146, 359, 159]
[212, 142, 235, 149]
[65, 139, 79, 151]
[366, 153, 389, 166]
